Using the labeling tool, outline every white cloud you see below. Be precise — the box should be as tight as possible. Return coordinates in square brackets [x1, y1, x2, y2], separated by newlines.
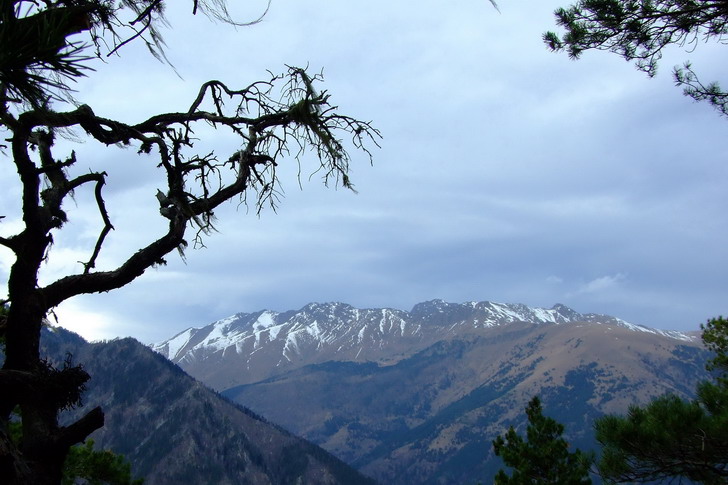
[51, 300, 122, 342]
[573, 273, 627, 296]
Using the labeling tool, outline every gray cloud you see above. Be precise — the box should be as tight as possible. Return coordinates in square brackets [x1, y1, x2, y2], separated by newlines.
[2, 0, 728, 343]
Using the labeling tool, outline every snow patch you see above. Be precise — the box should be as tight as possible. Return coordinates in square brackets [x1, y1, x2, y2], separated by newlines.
[253, 311, 277, 331]
[268, 324, 285, 341]
[616, 319, 693, 342]
[198, 322, 236, 352]
[164, 328, 194, 360]
[214, 314, 239, 327]
[531, 308, 558, 324]
[307, 320, 322, 339]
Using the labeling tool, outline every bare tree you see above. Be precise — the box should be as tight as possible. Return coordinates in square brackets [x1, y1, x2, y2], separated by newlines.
[0, 1, 380, 483]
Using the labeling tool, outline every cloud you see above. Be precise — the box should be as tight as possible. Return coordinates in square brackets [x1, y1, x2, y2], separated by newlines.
[573, 273, 627, 296]
[3, 0, 728, 344]
[51, 299, 122, 342]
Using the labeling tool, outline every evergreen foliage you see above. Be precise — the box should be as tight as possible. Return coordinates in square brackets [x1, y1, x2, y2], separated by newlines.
[492, 396, 593, 484]
[595, 318, 728, 483]
[62, 439, 143, 485]
[544, 0, 728, 116]
[3, 321, 136, 485]
[7, 415, 142, 485]
[702, 316, 728, 383]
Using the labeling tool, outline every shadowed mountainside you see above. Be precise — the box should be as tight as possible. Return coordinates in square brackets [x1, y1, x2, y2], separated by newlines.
[40, 327, 377, 485]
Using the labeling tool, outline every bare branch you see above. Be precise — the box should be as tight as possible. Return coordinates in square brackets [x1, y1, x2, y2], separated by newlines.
[0, 236, 13, 250]
[41, 216, 188, 307]
[106, 16, 153, 58]
[79, 173, 113, 274]
[57, 406, 104, 449]
[19, 65, 379, 350]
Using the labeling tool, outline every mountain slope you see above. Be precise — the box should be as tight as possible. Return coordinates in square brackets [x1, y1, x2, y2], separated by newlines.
[152, 300, 707, 484]
[221, 321, 707, 484]
[153, 300, 690, 390]
[40, 328, 376, 485]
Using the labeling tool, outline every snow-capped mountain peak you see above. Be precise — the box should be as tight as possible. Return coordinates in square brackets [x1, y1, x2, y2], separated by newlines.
[151, 300, 693, 390]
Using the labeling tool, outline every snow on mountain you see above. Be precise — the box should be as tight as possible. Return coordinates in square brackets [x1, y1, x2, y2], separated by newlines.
[610, 317, 693, 341]
[151, 300, 693, 390]
[153, 300, 692, 361]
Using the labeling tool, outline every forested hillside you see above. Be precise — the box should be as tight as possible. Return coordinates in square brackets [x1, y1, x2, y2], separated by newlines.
[39, 327, 377, 485]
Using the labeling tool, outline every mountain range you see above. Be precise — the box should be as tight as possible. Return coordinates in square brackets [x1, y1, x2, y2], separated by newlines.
[153, 300, 709, 484]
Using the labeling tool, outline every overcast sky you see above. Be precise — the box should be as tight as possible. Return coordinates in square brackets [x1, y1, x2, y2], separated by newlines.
[2, 0, 728, 344]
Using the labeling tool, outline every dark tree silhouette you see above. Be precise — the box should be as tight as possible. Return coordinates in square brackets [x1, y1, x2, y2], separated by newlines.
[0, 1, 380, 483]
[492, 396, 593, 485]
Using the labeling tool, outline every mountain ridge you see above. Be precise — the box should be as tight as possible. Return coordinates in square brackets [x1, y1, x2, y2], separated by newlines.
[152, 299, 693, 390]
[150, 299, 706, 484]
[38, 327, 377, 485]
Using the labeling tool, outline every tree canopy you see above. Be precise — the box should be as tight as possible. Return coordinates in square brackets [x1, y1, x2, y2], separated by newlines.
[492, 396, 593, 485]
[0, 0, 258, 107]
[595, 318, 728, 483]
[62, 439, 143, 485]
[0, 1, 379, 483]
[702, 316, 728, 384]
[544, 0, 728, 116]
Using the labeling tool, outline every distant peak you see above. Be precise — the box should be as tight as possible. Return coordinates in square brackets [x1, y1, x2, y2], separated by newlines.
[410, 299, 449, 315]
[551, 303, 572, 311]
[550, 303, 582, 319]
[301, 301, 353, 312]
[150, 298, 697, 379]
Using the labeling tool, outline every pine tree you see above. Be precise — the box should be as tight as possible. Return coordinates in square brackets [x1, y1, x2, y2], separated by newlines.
[492, 396, 593, 485]
[544, 0, 728, 117]
[595, 317, 728, 483]
[62, 440, 143, 485]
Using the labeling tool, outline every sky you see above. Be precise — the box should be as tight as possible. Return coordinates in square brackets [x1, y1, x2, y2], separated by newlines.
[2, 0, 728, 344]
